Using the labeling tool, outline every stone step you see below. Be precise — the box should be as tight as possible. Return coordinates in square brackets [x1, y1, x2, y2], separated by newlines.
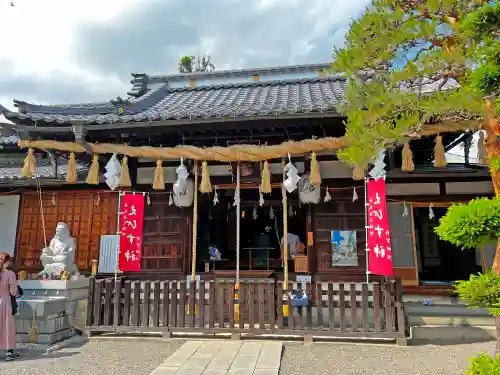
[410, 325, 496, 344]
[150, 340, 283, 375]
[408, 315, 495, 326]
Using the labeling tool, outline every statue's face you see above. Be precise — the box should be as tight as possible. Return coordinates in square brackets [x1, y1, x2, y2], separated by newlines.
[55, 224, 68, 239]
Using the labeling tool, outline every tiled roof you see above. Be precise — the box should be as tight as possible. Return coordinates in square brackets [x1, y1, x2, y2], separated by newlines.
[0, 158, 87, 181]
[0, 134, 19, 145]
[0, 62, 460, 126]
[0, 63, 347, 125]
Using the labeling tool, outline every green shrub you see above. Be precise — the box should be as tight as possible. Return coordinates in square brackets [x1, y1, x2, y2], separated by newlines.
[455, 272, 500, 316]
[435, 198, 500, 250]
[465, 353, 500, 375]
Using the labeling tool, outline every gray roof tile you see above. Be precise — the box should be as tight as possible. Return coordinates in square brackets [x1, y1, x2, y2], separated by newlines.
[0, 63, 346, 125]
[0, 158, 87, 181]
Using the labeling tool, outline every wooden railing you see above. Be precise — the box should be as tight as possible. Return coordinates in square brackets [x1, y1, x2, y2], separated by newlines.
[85, 278, 407, 340]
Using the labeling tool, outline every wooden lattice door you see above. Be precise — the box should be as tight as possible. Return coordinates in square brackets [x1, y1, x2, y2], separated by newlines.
[142, 194, 190, 272]
[16, 191, 118, 272]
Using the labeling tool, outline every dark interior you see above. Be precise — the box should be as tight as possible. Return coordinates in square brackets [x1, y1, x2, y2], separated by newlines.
[414, 207, 481, 284]
[195, 188, 307, 272]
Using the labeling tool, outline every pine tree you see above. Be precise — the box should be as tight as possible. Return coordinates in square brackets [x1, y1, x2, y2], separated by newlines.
[332, 0, 500, 269]
[332, 0, 498, 173]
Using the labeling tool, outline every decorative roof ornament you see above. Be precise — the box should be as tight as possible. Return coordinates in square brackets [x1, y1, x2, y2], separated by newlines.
[110, 96, 131, 116]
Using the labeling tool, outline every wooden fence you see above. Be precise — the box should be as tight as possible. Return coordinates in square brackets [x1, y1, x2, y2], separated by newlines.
[85, 278, 407, 340]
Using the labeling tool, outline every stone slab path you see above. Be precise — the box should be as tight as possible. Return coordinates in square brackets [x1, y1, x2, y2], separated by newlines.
[150, 340, 283, 375]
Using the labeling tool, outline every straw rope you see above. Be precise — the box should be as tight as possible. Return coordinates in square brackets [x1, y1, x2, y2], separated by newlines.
[18, 137, 347, 161]
[282, 159, 289, 290]
[235, 163, 241, 288]
[17, 119, 478, 161]
[191, 162, 199, 282]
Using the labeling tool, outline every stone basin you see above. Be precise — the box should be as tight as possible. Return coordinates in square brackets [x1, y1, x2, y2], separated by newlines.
[15, 278, 89, 345]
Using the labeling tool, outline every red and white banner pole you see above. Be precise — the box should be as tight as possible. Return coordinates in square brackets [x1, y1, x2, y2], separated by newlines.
[364, 177, 370, 284]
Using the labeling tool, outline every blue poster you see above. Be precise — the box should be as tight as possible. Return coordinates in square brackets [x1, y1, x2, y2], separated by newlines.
[331, 231, 358, 266]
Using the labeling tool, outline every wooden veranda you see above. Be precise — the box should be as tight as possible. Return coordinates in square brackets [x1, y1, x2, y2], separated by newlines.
[84, 277, 408, 342]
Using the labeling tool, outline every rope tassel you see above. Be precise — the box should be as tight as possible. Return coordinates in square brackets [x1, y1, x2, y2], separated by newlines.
[260, 160, 272, 193]
[401, 142, 414, 171]
[152, 160, 165, 190]
[119, 156, 132, 187]
[86, 154, 100, 185]
[352, 166, 364, 180]
[22, 148, 37, 178]
[199, 161, 212, 193]
[434, 135, 447, 168]
[309, 152, 321, 185]
[66, 152, 77, 183]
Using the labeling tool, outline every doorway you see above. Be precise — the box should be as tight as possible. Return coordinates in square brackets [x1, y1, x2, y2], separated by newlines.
[194, 188, 307, 273]
[414, 206, 482, 284]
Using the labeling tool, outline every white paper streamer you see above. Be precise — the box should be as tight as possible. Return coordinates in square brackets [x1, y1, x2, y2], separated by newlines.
[402, 201, 409, 218]
[324, 188, 331, 202]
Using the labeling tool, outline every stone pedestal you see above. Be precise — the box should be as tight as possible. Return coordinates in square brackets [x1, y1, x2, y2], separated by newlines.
[15, 278, 89, 345]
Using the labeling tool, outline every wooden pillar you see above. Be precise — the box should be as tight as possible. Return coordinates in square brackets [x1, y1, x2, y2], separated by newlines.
[306, 204, 315, 275]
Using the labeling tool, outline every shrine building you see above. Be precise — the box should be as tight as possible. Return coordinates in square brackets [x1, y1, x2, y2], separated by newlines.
[0, 62, 494, 297]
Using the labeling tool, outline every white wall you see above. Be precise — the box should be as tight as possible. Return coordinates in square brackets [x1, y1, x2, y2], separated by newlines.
[0, 195, 20, 256]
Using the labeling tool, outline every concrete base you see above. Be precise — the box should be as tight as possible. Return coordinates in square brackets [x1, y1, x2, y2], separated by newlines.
[15, 278, 89, 345]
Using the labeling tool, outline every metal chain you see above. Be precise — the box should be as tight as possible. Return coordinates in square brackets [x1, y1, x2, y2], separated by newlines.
[236, 162, 241, 287]
[191, 162, 198, 281]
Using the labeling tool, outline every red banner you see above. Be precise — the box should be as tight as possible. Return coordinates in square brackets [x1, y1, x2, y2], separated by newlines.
[118, 193, 145, 272]
[367, 178, 394, 276]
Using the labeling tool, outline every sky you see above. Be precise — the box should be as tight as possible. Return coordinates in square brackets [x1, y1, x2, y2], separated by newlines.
[0, 0, 370, 108]
[0, 0, 479, 162]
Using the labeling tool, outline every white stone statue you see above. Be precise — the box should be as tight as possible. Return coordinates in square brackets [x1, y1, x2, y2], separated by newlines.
[40, 222, 79, 277]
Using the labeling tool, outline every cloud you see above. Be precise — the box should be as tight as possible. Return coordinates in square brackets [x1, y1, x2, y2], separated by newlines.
[73, 0, 369, 77]
[0, 70, 128, 109]
[0, 0, 369, 106]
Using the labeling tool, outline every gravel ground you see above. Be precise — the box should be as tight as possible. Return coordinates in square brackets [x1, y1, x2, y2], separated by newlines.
[0, 338, 494, 375]
[279, 341, 495, 375]
[0, 338, 184, 375]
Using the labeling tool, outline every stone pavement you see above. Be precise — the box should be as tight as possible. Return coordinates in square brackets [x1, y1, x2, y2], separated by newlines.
[150, 340, 283, 375]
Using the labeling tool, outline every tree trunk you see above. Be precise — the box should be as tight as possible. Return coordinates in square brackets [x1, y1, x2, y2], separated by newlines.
[484, 99, 500, 355]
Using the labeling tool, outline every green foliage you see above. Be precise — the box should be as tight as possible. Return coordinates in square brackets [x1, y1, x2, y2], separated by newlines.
[178, 54, 215, 73]
[179, 56, 194, 73]
[455, 272, 500, 316]
[461, 2, 500, 38]
[331, 0, 499, 169]
[490, 156, 500, 172]
[435, 198, 500, 249]
[465, 353, 500, 375]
